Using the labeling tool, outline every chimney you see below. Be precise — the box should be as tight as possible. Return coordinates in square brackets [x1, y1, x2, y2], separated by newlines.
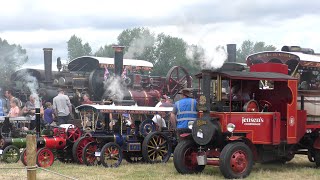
[43, 48, 53, 83]
[113, 46, 125, 76]
[227, 44, 236, 62]
[35, 108, 41, 138]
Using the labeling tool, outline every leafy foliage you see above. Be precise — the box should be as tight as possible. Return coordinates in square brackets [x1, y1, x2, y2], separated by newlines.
[236, 40, 277, 62]
[67, 35, 92, 62]
[0, 38, 28, 87]
[95, 44, 114, 57]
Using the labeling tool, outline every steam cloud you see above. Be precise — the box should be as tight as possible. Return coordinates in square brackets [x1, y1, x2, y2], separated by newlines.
[103, 76, 127, 101]
[124, 36, 154, 59]
[17, 70, 41, 108]
[186, 45, 227, 69]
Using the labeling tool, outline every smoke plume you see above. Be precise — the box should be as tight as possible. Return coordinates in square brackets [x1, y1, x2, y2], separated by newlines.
[186, 45, 227, 69]
[124, 35, 154, 59]
[17, 70, 41, 108]
[103, 76, 127, 101]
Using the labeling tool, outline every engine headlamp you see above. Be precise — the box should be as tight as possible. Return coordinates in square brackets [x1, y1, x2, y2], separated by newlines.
[227, 123, 236, 132]
[188, 121, 194, 129]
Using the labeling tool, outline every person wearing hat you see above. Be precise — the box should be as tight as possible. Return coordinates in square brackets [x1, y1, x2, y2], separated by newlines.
[52, 88, 72, 125]
[170, 88, 197, 136]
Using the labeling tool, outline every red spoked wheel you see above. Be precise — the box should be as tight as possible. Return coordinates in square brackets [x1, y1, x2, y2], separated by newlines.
[173, 140, 205, 174]
[82, 142, 100, 166]
[101, 142, 123, 168]
[219, 142, 253, 179]
[165, 66, 192, 97]
[20, 149, 27, 166]
[66, 125, 82, 143]
[36, 148, 55, 168]
[72, 136, 94, 164]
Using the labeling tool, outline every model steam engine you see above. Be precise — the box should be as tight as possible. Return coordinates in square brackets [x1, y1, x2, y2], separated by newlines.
[10, 46, 191, 106]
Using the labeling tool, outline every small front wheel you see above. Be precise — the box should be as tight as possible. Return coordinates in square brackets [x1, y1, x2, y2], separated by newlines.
[100, 142, 123, 168]
[219, 142, 253, 179]
[82, 142, 100, 166]
[2, 145, 20, 163]
[173, 140, 205, 174]
[36, 148, 54, 168]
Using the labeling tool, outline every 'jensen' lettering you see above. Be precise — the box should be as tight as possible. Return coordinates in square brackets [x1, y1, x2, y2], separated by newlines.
[242, 117, 264, 126]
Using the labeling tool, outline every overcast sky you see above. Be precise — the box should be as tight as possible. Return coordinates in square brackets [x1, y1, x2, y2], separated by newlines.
[1, 0, 320, 68]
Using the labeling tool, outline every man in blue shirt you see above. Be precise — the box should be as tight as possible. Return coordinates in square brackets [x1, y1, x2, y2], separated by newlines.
[170, 88, 197, 138]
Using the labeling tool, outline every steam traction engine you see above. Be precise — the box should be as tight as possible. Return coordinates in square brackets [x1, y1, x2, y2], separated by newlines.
[20, 123, 82, 167]
[173, 62, 320, 179]
[10, 46, 191, 107]
[74, 104, 174, 167]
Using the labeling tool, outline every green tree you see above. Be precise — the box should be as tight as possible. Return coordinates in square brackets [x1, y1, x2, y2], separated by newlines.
[117, 27, 155, 61]
[116, 28, 203, 77]
[94, 44, 114, 57]
[236, 40, 277, 62]
[83, 42, 92, 56]
[67, 35, 92, 62]
[0, 38, 28, 86]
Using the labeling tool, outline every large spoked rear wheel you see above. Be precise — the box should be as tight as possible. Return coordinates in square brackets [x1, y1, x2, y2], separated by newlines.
[101, 142, 123, 168]
[82, 142, 100, 166]
[173, 140, 205, 174]
[219, 142, 253, 179]
[142, 132, 172, 163]
[72, 137, 94, 164]
[36, 148, 55, 168]
[2, 145, 20, 163]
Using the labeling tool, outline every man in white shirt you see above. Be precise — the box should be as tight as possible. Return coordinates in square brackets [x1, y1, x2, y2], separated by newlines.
[53, 88, 72, 125]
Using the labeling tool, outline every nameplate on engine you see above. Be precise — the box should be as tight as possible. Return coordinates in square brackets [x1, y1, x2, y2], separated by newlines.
[128, 143, 141, 151]
[197, 120, 207, 127]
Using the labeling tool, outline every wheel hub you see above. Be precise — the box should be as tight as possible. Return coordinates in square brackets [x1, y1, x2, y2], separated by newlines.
[230, 150, 247, 173]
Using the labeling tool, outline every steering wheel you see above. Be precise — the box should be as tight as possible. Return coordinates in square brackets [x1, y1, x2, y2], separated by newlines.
[259, 100, 272, 112]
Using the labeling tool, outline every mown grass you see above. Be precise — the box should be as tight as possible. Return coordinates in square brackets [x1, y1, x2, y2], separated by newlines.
[0, 155, 320, 180]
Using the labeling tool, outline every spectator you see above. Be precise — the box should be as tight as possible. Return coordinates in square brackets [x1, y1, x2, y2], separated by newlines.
[53, 88, 72, 125]
[170, 88, 197, 138]
[155, 94, 171, 107]
[22, 94, 44, 129]
[43, 102, 55, 125]
[81, 93, 94, 105]
[0, 87, 5, 116]
[8, 99, 20, 117]
[4, 89, 22, 114]
[152, 97, 173, 130]
[109, 113, 132, 130]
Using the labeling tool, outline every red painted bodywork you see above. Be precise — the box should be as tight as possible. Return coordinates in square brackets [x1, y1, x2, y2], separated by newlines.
[250, 63, 288, 74]
[212, 112, 281, 144]
[43, 136, 67, 149]
[202, 63, 309, 145]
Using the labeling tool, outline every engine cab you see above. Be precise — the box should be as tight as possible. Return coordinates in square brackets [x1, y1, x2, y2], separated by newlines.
[194, 63, 306, 146]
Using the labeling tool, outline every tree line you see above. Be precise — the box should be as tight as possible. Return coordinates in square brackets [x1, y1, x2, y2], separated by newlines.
[0, 28, 277, 87]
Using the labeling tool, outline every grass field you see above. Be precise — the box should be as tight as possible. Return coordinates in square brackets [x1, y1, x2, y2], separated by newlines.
[0, 155, 320, 180]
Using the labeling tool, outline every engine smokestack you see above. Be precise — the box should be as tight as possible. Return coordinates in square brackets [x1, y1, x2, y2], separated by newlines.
[35, 108, 41, 138]
[227, 44, 236, 62]
[43, 48, 53, 83]
[113, 45, 125, 76]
